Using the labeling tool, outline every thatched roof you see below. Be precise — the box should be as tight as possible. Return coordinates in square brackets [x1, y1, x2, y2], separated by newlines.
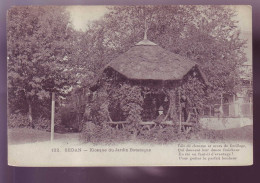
[106, 39, 198, 81]
[89, 38, 208, 92]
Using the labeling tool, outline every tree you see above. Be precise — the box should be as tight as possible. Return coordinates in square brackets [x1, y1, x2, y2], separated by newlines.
[78, 5, 247, 104]
[7, 6, 76, 126]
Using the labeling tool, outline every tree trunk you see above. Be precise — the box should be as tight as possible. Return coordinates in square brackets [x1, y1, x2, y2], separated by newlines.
[166, 90, 177, 122]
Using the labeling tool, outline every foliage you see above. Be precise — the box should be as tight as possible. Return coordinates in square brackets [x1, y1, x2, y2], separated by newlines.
[8, 114, 31, 128]
[180, 73, 207, 112]
[138, 125, 181, 143]
[87, 88, 111, 124]
[7, 6, 248, 134]
[59, 106, 78, 128]
[7, 6, 76, 125]
[186, 124, 225, 141]
[85, 78, 144, 124]
[8, 112, 62, 132]
[80, 121, 225, 144]
[79, 5, 247, 102]
[111, 84, 144, 123]
[34, 117, 52, 131]
[80, 122, 133, 144]
[137, 123, 225, 143]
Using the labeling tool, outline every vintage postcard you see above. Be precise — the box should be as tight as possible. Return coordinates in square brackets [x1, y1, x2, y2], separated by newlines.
[7, 5, 252, 166]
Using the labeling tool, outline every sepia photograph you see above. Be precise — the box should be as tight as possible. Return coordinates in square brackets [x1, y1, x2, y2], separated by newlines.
[7, 5, 253, 166]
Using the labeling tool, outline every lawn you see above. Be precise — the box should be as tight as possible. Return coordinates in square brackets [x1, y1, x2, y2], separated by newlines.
[8, 128, 80, 145]
[8, 125, 253, 145]
[213, 125, 253, 142]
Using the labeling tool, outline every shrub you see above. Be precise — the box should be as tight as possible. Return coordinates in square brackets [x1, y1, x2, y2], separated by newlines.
[8, 113, 51, 131]
[81, 122, 188, 144]
[137, 125, 188, 143]
[34, 117, 51, 131]
[80, 122, 133, 144]
[58, 105, 84, 132]
[137, 123, 225, 143]
[181, 123, 224, 141]
[194, 128, 224, 141]
[8, 113, 30, 128]
[8, 112, 62, 132]
[88, 89, 111, 125]
[119, 85, 143, 124]
[80, 120, 225, 144]
[110, 84, 143, 125]
[60, 106, 77, 127]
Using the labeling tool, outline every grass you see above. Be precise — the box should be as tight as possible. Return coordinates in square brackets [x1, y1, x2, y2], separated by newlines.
[8, 128, 80, 145]
[212, 125, 253, 142]
[8, 125, 253, 145]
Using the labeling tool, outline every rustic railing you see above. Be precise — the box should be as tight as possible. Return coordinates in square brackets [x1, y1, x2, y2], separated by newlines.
[106, 121, 195, 127]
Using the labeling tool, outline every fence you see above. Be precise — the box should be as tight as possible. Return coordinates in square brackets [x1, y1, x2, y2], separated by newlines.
[201, 102, 252, 118]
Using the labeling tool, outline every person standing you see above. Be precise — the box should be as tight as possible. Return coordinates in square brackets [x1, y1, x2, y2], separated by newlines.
[180, 95, 190, 122]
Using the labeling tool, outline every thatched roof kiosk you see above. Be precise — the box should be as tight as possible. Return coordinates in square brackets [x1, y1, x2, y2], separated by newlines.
[91, 37, 207, 90]
[90, 37, 208, 122]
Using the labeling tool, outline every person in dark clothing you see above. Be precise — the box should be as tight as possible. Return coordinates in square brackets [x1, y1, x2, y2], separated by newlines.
[154, 106, 165, 128]
[180, 95, 189, 122]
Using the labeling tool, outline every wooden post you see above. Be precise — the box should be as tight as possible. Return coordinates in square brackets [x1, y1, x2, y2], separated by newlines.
[51, 92, 55, 142]
[220, 93, 223, 107]
[249, 97, 252, 116]
[220, 93, 224, 117]
[178, 90, 182, 132]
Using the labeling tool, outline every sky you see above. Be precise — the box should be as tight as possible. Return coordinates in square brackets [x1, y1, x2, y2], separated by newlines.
[67, 6, 109, 31]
